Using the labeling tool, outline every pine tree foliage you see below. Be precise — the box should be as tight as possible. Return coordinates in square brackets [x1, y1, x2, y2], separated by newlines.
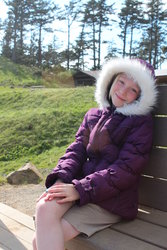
[3, 0, 32, 63]
[78, 0, 114, 70]
[118, 0, 143, 58]
[30, 0, 58, 67]
[62, 0, 80, 69]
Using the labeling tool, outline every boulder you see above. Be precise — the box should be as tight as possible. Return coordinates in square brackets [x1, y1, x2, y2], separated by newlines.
[7, 162, 43, 185]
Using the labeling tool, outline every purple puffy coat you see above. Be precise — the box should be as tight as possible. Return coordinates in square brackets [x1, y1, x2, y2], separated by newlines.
[46, 58, 157, 220]
[46, 107, 153, 219]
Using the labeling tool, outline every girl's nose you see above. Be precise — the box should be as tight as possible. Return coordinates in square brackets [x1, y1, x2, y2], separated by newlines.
[119, 86, 127, 96]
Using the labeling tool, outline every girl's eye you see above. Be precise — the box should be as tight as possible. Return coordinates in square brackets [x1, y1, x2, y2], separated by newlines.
[119, 80, 124, 85]
[131, 88, 138, 94]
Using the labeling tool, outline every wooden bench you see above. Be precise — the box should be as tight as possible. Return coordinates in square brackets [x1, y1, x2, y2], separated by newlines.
[65, 70, 167, 250]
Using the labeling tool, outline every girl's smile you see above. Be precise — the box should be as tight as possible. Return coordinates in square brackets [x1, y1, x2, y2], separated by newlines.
[109, 73, 140, 107]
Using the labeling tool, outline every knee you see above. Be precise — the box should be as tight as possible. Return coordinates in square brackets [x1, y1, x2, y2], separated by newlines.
[36, 198, 52, 217]
[35, 198, 60, 220]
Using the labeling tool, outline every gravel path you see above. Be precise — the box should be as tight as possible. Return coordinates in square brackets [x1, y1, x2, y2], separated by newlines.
[0, 183, 45, 216]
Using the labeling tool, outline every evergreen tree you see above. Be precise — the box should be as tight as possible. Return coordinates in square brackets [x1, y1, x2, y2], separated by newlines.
[1, 17, 13, 58]
[2, 0, 58, 66]
[72, 22, 88, 70]
[43, 35, 61, 67]
[138, 0, 167, 68]
[27, 32, 38, 66]
[118, 0, 143, 58]
[118, 6, 129, 57]
[80, 0, 114, 69]
[31, 0, 58, 67]
[96, 0, 115, 68]
[3, 0, 33, 63]
[128, 0, 143, 57]
[0, 18, 3, 51]
[105, 40, 119, 60]
[59, 0, 80, 69]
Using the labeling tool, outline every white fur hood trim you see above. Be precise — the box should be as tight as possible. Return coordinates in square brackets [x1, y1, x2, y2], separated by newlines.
[95, 58, 158, 116]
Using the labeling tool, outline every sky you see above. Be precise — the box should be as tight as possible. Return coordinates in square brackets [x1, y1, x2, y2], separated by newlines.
[0, 0, 8, 19]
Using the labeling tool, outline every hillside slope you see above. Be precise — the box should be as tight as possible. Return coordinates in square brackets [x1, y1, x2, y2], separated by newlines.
[0, 56, 43, 87]
[0, 56, 74, 88]
[0, 86, 96, 183]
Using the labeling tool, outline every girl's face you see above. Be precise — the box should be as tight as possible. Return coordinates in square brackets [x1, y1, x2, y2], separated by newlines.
[109, 73, 140, 108]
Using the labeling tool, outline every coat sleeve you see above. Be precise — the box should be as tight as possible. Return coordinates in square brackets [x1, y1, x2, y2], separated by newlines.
[45, 111, 90, 188]
[72, 116, 153, 206]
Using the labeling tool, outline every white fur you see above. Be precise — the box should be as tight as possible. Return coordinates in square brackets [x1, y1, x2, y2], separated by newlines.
[95, 58, 158, 116]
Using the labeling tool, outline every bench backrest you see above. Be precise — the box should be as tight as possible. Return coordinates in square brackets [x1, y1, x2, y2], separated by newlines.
[139, 70, 167, 211]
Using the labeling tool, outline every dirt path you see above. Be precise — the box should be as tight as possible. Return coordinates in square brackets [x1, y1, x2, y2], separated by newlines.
[0, 183, 45, 216]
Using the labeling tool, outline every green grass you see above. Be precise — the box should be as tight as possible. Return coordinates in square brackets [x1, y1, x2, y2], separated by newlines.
[0, 86, 97, 183]
[0, 56, 44, 87]
[0, 56, 75, 88]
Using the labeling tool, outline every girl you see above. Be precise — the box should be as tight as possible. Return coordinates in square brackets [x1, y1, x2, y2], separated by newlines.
[33, 58, 157, 250]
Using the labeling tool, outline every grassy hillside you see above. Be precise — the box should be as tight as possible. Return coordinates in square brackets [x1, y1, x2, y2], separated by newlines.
[0, 56, 44, 87]
[0, 86, 96, 183]
[0, 56, 74, 88]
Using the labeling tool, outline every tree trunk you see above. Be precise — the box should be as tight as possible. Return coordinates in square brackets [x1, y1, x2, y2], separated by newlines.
[67, 16, 70, 70]
[129, 24, 134, 58]
[98, 21, 102, 69]
[38, 25, 42, 66]
[20, 6, 24, 57]
[123, 16, 128, 58]
[93, 20, 96, 69]
[12, 15, 17, 62]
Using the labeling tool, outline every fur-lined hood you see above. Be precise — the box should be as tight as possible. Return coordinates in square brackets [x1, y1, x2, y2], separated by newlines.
[95, 58, 158, 116]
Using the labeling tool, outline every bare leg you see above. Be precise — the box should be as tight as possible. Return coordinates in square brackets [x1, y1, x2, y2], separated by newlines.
[62, 218, 80, 242]
[32, 234, 37, 250]
[33, 198, 80, 250]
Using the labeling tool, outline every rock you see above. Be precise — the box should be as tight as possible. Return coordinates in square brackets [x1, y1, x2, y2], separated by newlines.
[7, 162, 43, 185]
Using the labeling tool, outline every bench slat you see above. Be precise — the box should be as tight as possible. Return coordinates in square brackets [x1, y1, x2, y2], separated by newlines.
[112, 219, 167, 249]
[155, 69, 167, 83]
[66, 206, 167, 250]
[65, 227, 162, 250]
[142, 148, 167, 178]
[0, 223, 32, 250]
[153, 117, 167, 146]
[138, 205, 167, 227]
[139, 176, 167, 211]
[154, 85, 167, 114]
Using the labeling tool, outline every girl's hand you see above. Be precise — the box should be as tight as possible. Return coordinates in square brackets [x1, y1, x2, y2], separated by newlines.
[37, 179, 63, 202]
[44, 183, 80, 204]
